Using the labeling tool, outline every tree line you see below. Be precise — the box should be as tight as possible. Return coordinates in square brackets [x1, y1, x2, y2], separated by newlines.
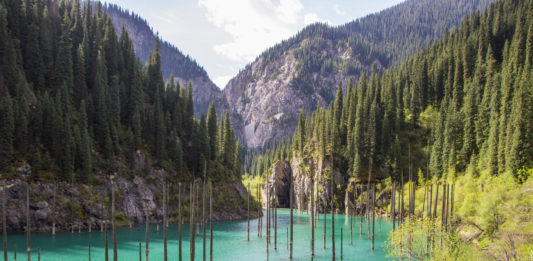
[0, 0, 242, 184]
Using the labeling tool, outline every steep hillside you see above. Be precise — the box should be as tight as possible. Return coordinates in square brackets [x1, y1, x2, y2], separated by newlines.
[104, 4, 227, 117]
[225, 0, 493, 148]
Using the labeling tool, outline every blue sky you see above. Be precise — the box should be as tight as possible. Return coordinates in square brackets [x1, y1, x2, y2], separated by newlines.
[105, 0, 405, 88]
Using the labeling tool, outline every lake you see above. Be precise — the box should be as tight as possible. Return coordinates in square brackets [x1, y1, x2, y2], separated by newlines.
[3, 209, 392, 260]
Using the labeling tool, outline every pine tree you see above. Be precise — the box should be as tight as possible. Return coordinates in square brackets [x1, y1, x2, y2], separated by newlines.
[207, 103, 217, 160]
[0, 94, 15, 173]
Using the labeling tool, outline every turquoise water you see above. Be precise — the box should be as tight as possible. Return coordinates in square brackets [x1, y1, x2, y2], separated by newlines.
[3, 209, 392, 260]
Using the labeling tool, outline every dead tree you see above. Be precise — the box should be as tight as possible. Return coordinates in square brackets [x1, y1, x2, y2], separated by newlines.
[203, 172, 207, 261]
[52, 184, 56, 236]
[371, 184, 375, 251]
[391, 182, 396, 232]
[2, 182, 7, 261]
[247, 183, 250, 241]
[190, 182, 195, 261]
[112, 177, 117, 261]
[310, 174, 314, 257]
[209, 182, 213, 261]
[26, 183, 31, 261]
[274, 186, 277, 250]
[179, 184, 183, 261]
[163, 178, 168, 261]
[289, 174, 294, 259]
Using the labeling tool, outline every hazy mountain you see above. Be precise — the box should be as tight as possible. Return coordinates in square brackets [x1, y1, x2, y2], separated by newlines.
[104, 4, 227, 117]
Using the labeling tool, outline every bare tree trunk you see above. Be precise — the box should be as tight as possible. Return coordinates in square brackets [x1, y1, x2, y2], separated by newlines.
[145, 207, 149, 261]
[274, 189, 277, 250]
[340, 228, 343, 261]
[266, 182, 269, 254]
[257, 184, 260, 237]
[13, 244, 16, 261]
[112, 178, 117, 261]
[2, 183, 7, 261]
[179, 184, 182, 261]
[331, 160, 335, 261]
[391, 183, 396, 232]
[138, 243, 141, 261]
[400, 172, 404, 225]
[38, 247, 40, 261]
[26, 183, 31, 261]
[105, 209, 109, 261]
[433, 183, 439, 219]
[190, 182, 195, 261]
[89, 244, 91, 261]
[440, 184, 446, 248]
[202, 178, 206, 261]
[52, 184, 56, 236]
[247, 183, 250, 241]
[359, 184, 362, 236]
[323, 198, 326, 249]
[163, 178, 168, 261]
[350, 187, 353, 246]
[209, 182, 213, 261]
[289, 176, 293, 259]
[371, 184, 375, 251]
[450, 184, 454, 223]
[311, 176, 314, 257]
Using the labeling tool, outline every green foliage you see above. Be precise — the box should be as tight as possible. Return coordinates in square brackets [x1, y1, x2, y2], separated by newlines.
[0, 0, 240, 184]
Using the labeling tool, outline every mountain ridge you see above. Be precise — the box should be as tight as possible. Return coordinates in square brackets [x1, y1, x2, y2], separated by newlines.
[104, 3, 227, 117]
[224, 0, 494, 148]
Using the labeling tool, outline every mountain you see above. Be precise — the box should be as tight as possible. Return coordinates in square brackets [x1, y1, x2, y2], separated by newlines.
[104, 4, 227, 117]
[225, 0, 493, 148]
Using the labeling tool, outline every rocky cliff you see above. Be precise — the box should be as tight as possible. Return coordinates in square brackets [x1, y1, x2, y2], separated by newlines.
[262, 155, 392, 216]
[1, 151, 260, 233]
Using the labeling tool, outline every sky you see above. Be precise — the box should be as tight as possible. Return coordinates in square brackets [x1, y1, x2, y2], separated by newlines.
[105, 0, 405, 88]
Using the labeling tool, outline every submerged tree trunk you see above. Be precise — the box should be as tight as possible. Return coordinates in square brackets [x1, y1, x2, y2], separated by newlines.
[247, 183, 250, 241]
[190, 182, 195, 261]
[2, 183, 7, 261]
[179, 184, 182, 261]
[274, 186, 277, 250]
[145, 201, 149, 261]
[26, 183, 31, 261]
[323, 198, 326, 249]
[209, 182, 213, 261]
[331, 180, 335, 261]
[289, 175, 293, 259]
[202, 178, 206, 261]
[391, 183, 396, 232]
[163, 178, 168, 261]
[310, 175, 314, 257]
[371, 184, 375, 251]
[52, 184, 56, 236]
[112, 178, 117, 261]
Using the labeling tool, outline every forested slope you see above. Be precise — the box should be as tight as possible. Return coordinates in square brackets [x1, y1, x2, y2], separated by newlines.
[225, 0, 494, 148]
[0, 0, 241, 186]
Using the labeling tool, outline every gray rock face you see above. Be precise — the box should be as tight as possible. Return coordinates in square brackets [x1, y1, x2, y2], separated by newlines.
[0, 151, 261, 233]
[262, 156, 346, 213]
[224, 46, 360, 148]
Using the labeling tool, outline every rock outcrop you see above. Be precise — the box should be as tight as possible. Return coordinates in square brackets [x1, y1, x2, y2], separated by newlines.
[1, 151, 260, 233]
[262, 156, 346, 213]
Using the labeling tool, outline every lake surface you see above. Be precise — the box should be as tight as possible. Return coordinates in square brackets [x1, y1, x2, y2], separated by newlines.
[3, 209, 392, 260]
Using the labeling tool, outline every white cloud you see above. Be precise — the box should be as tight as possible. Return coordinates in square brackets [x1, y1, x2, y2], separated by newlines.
[333, 3, 346, 16]
[304, 13, 332, 26]
[198, 0, 329, 62]
[213, 75, 234, 89]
